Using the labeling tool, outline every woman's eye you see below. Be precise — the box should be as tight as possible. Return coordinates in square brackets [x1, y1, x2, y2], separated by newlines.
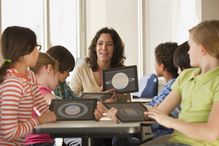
[97, 42, 103, 46]
[106, 43, 113, 46]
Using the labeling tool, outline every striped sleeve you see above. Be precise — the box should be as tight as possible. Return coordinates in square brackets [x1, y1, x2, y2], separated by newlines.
[0, 78, 39, 140]
[28, 70, 48, 114]
[32, 85, 49, 114]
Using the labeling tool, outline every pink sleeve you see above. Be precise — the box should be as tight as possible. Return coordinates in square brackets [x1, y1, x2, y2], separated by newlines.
[39, 86, 52, 95]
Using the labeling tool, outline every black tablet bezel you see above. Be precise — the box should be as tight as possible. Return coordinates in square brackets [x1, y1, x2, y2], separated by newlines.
[49, 99, 97, 121]
[103, 102, 149, 123]
[102, 65, 138, 93]
[80, 92, 113, 102]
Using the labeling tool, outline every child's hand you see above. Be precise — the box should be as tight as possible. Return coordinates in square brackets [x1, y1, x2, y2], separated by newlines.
[94, 108, 103, 121]
[44, 93, 56, 105]
[144, 109, 173, 128]
[106, 107, 118, 123]
[37, 110, 56, 124]
[97, 102, 108, 113]
[94, 102, 107, 120]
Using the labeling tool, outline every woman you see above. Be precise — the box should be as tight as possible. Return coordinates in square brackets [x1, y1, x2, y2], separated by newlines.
[70, 27, 127, 146]
[70, 27, 126, 99]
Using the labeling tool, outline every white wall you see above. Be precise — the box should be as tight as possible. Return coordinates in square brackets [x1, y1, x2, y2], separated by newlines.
[85, 0, 199, 78]
[143, 0, 177, 74]
[85, 0, 219, 78]
[201, 0, 219, 21]
[85, 0, 138, 67]
[1, 0, 219, 76]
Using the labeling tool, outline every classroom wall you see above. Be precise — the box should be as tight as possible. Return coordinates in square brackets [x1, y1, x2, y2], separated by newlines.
[86, 0, 138, 67]
[85, 0, 193, 77]
[84, 0, 219, 78]
[201, 0, 219, 21]
[1, 0, 219, 72]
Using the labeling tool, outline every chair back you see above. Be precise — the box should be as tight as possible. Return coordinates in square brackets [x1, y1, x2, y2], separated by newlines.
[132, 74, 158, 98]
[141, 74, 158, 98]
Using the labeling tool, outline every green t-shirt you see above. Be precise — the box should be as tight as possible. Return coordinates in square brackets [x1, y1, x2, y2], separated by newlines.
[54, 81, 78, 99]
[170, 67, 219, 146]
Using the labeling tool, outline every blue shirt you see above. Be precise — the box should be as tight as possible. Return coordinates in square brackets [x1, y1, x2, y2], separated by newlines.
[148, 78, 177, 138]
[149, 78, 176, 106]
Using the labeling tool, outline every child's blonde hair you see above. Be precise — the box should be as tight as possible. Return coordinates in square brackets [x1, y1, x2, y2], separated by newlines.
[31, 52, 59, 74]
[189, 20, 219, 59]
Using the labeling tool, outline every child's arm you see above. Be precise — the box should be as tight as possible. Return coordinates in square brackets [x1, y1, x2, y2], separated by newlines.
[157, 91, 181, 114]
[0, 80, 40, 140]
[33, 86, 49, 114]
[168, 101, 219, 141]
[146, 91, 219, 141]
[43, 93, 56, 104]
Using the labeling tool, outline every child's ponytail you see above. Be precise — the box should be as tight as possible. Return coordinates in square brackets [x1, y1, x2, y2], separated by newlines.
[0, 60, 12, 83]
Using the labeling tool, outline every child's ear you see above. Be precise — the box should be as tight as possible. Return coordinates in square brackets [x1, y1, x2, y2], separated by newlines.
[47, 64, 53, 73]
[200, 45, 208, 56]
[160, 63, 165, 71]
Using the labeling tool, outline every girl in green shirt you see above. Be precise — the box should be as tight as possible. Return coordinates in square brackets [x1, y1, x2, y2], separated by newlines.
[143, 20, 219, 146]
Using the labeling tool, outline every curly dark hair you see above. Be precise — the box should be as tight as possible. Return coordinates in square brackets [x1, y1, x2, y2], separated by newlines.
[155, 42, 178, 78]
[86, 27, 126, 71]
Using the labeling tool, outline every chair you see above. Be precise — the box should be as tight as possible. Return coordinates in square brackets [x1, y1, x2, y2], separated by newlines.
[141, 74, 158, 98]
[132, 74, 158, 99]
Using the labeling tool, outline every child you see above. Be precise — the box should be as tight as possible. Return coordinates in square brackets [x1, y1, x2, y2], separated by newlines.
[46, 45, 78, 100]
[46, 45, 81, 146]
[145, 42, 179, 139]
[0, 26, 56, 145]
[107, 42, 179, 146]
[143, 20, 219, 146]
[25, 52, 59, 146]
[149, 42, 178, 107]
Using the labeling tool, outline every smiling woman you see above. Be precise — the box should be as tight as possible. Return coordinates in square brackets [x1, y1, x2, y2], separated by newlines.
[70, 27, 126, 96]
[70, 27, 127, 146]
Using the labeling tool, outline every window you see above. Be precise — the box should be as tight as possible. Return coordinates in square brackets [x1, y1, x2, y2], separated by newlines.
[1, 0, 78, 58]
[1, 0, 44, 47]
[49, 0, 78, 56]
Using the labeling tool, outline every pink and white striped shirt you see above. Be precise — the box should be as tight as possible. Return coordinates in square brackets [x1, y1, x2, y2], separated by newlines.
[0, 68, 48, 146]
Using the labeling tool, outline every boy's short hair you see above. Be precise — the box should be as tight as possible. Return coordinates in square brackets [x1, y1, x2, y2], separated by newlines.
[155, 42, 178, 77]
[46, 45, 75, 73]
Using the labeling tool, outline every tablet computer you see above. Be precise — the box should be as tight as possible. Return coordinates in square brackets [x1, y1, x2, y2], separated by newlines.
[103, 102, 151, 122]
[80, 92, 113, 102]
[102, 65, 138, 93]
[49, 99, 97, 121]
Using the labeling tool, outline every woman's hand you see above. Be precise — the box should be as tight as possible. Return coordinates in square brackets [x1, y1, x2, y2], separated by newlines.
[144, 108, 174, 128]
[105, 92, 131, 103]
[104, 93, 117, 103]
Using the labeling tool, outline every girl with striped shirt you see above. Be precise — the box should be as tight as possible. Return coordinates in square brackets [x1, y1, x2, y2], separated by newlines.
[0, 26, 56, 146]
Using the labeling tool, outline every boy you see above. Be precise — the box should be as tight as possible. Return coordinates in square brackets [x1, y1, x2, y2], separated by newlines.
[46, 45, 78, 99]
[46, 45, 81, 146]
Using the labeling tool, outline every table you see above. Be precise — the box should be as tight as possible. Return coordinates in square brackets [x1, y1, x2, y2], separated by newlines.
[34, 118, 153, 146]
